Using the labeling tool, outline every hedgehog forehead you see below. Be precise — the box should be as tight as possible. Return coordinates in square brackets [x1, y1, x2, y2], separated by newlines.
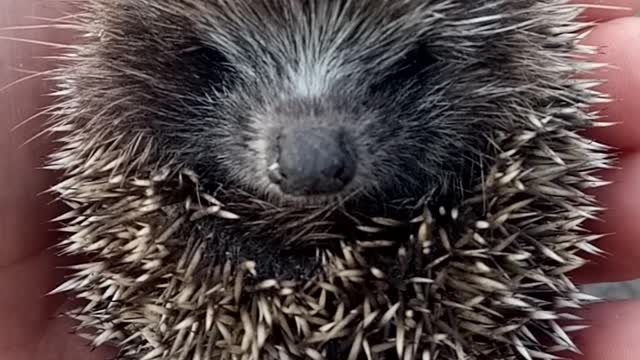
[94, 0, 529, 92]
[193, 0, 439, 47]
[189, 0, 444, 74]
[79, 0, 545, 188]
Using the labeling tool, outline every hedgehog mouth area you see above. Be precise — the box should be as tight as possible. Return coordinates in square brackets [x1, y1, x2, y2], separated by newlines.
[190, 185, 430, 282]
[263, 189, 358, 208]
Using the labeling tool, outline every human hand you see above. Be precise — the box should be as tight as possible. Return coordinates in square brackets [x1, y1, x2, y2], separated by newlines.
[0, 1, 119, 359]
[0, 1, 639, 359]
[564, 1, 640, 358]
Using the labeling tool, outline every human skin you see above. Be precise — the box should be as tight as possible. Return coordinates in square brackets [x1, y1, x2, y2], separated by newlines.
[0, 1, 639, 359]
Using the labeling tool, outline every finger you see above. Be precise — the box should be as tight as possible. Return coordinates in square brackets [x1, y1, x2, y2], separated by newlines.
[568, 17, 640, 284]
[33, 306, 118, 360]
[573, 0, 640, 22]
[0, 0, 101, 358]
[572, 153, 640, 283]
[0, 0, 73, 267]
[581, 17, 640, 151]
[0, 250, 64, 351]
[565, 300, 640, 360]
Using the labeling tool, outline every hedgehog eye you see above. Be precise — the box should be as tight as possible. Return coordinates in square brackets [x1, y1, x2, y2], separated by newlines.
[373, 44, 438, 92]
[394, 45, 438, 80]
[181, 44, 236, 92]
[402, 44, 438, 69]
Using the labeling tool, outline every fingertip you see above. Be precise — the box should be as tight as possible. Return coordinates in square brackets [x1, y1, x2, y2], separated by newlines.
[579, 16, 640, 151]
[568, 300, 640, 360]
[572, 153, 640, 283]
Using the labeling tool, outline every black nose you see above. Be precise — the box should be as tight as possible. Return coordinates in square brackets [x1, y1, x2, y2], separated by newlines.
[268, 127, 356, 196]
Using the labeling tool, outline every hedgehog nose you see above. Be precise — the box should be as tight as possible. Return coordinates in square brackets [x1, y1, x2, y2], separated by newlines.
[269, 127, 356, 196]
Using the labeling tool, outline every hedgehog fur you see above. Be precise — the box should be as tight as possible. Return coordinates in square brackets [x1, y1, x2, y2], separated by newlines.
[45, 1, 614, 359]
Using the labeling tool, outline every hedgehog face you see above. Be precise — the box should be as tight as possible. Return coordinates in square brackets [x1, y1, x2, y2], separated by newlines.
[56, 0, 600, 279]
[84, 0, 526, 209]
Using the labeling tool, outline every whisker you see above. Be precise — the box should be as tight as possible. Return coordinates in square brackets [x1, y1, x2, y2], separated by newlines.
[10, 67, 47, 75]
[24, 13, 85, 24]
[0, 69, 54, 93]
[569, 4, 632, 12]
[19, 126, 54, 149]
[11, 106, 54, 132]
[0, 24, 80, 31]
[0, 35, 78, 49]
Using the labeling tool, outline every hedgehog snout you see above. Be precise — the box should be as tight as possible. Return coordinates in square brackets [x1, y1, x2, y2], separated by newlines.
[267, 126, 357, 196]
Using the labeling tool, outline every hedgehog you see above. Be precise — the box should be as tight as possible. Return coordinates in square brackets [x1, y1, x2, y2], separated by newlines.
[43, 1, 614, 359]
